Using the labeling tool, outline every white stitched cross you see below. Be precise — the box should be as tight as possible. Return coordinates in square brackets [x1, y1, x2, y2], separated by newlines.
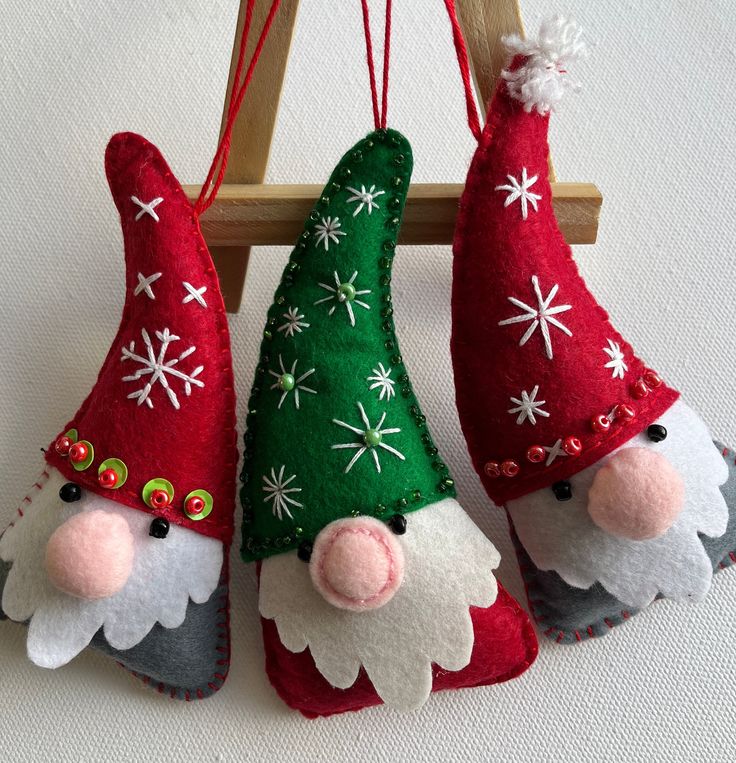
[131, 196, 164, 222]
[134, 272, 162, 300]
[182, 282, 208, 308]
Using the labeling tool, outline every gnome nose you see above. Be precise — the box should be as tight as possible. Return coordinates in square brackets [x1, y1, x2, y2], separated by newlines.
[587, 447, 685, 540]
[45, 510, 135, 600]
[309, 517, 405, 611]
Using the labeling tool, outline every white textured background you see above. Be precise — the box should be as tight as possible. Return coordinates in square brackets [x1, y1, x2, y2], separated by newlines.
[1, 1, 735, 761]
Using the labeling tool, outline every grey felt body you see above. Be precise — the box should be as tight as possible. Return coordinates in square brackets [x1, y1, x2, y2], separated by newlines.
[513, 441, 736, 644]
[0, 564, 229, 700]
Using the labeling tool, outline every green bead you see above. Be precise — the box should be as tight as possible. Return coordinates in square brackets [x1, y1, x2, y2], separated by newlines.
[278, 373, 295, 391]
[337, 282, 356, 302]
[364, 429, 382, 448]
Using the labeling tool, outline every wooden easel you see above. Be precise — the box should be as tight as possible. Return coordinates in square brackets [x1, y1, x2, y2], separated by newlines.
[183, 0, 602, 313]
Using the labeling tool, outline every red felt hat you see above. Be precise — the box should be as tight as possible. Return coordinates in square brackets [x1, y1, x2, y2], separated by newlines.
[451, 19, 679, 506]
[45, 132, 237, 544]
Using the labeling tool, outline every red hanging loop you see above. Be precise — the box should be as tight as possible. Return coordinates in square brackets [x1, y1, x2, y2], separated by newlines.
[195, 0, 283, 217]
[442, 0, 482, 141]
[360, 0, 393, 130]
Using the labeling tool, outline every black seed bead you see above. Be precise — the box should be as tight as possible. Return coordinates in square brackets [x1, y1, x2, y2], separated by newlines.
[411, 489, 422, 502]
[384, 339, 395, 350]
[242, 511, 254, 525]
[351, 150, 363, 162]
[391, 354, 402, 365]
[382, 321, 393, 333]
[381, 306, 393, 317]
[330, 182, 342, 193]
[421, 433, 432, 444]
[401, 386, 411, 397]
[264, 330, 272, 340]
[276, 296, 285, 305]
[388, 197, 401, 210]
[380, 275, 391, 286]
[375, 503, 386, 516]
[339, 167, 352, 179]
[396, 497, 408, 509]
[382, 240, 396, 252]
[149, 517, 170, 539]
[647, 424, 667, 443]
[59, 482, 81, 503]
[426, 446, 438, 456]
[552, 481, 573, 502]
[399, 374, 409, 384]
[391, 176, 403, 187]
[387, 217, 400, 229]
[319, 196, 330, 207]
[380, 257, 392, 269]
[309, 210, 319, 221]
[300, 231, 311, 242]
[388, 514, 407, 535]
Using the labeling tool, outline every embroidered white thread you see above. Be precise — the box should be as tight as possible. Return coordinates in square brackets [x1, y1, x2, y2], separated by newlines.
[182, 282, 208, 308]
[314, 216, 346, 251]
[508, 385, 550, 425]
[134, 272, 162, 300]
[262, 466, 303, 521]
[331, 402, 405, 474]
[543, 438, 569, 466]
[498, 275, 572, 359]
[121, 328, 204, 410]
[346, 184, 385, 216]
[495, 168, 542, 220]
[314, 271, 371, 327]
[268, 354, 316, 410]
[367, 363, 396, 401]
[277, 306, 310, 338]
[131, 196, 164, 222]
[603, 339, 627, 380]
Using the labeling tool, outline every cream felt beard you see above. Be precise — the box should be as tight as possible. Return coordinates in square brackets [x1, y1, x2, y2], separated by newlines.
[0, 467, 222, 669]
[259, 498, 500, 712]
[507, 401, 729, 610]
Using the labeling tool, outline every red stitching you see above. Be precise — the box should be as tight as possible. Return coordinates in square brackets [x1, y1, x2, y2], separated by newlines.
[586, 626, 594, 638]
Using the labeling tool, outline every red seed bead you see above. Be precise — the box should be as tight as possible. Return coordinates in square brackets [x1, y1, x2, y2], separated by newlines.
[643, 370, 663, 388]
[185, 495, 206, 515]
[501, 459, 520, 478]
[68, 442, 89, 464]
[563, 436, 583, 457]
[526, 445, 546, 464]
[630, 379, 649, 399]
[54, 435, 73, 457]
[98, 468, 118, 488]
[591, 414, 611, 434]
[484, 461, 501, 479]
[614, 404, 636, 422]
[150, 489, 172, 509]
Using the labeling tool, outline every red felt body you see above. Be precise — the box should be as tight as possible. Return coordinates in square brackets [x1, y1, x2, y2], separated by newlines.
[450, 61, 678, 507]
[261, 582, 538, 718]
[45, 133, 238, 544]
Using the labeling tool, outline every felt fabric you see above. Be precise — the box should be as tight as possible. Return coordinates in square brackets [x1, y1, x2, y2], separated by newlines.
[1, 467, 223, 673]
[45, 132, 238, 545]
[261, 582, 538, 718]
[241, 129, 456, 561]
[508, 401, 728, 614]
[513, 439, 736, 644]
[450, 44, 679, 508]
[259, 498, 534, 712]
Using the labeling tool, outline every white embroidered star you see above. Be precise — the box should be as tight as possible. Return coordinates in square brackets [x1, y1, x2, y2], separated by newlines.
[120, 328, 204, 410]
[603, 339, 628, 380]
[182, 282, 208, 308]
[277, 306, 310, 339]
[314, 270, 371, 327]
[367, 363, 396, 401]
[268, 355, 316, 410]
[131, 196, 163, 222]
[508, 385, 550, 426]
[495, 167, 542, 220]
[498, 275, 572, 360]
[543, 439, 568, 466]
[331, 402, 405, 474]
[262, 466, 303, 521]
[346, 184, 385, 216]
[134, 272, 162, 300]
[314, 216, 346, 251]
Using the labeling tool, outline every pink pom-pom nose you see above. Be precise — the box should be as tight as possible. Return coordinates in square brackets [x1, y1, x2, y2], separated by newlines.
[587, 447, 685, 540]
[309, 517, 405, 612]
[45, 510, 135, 600]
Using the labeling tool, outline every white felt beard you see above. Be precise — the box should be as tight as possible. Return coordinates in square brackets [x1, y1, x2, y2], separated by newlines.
[507, 400, 729, 609]
[259, 498, 500, 712]
[0, 467, 223, 669]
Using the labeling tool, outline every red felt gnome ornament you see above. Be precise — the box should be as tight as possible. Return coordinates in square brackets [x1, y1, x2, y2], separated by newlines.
[0, 133, 237, 697]
[450, 14, 735, 641]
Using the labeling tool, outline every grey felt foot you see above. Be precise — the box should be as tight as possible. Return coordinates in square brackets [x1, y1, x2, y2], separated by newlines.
[513, 440, 736, 644]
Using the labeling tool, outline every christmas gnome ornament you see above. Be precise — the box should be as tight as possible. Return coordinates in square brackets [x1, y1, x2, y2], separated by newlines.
[240, 127, 537, 717]
[449, 15, 735, 643]
[0, 132, 237, 697]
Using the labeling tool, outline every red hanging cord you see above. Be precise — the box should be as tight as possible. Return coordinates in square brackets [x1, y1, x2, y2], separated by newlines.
[442, 0, 482, 141]
[360, 0, 393, 130]
[195, 0, 283, 217]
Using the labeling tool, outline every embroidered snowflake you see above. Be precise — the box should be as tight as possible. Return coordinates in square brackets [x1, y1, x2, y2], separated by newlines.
[495, 167, 542, 220]
[121, 328, 204, 410]
[603, 339, 628, 380]
[314, 216, 346, 251]
[346, 184, 385, 216]
[367, 363, 396, 401]
[314, 270, 371, 327]
[498, 275, 572, 360]
[262, 466, 303, 521]
[331, 402, 405, 474]
[277, 306, 310, 338]
[508, 385, 549, 426]
[542, 439, 568, 466]
[268, 355, 316, 410]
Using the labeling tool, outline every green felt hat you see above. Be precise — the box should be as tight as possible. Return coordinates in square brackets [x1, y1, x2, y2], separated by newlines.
[240, 129, 456, 561]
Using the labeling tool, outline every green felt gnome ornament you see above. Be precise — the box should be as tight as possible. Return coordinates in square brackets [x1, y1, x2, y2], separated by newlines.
[240, 129, 537, 718]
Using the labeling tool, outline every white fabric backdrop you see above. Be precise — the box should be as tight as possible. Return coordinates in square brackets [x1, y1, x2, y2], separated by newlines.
[1, 1, 735, 760]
